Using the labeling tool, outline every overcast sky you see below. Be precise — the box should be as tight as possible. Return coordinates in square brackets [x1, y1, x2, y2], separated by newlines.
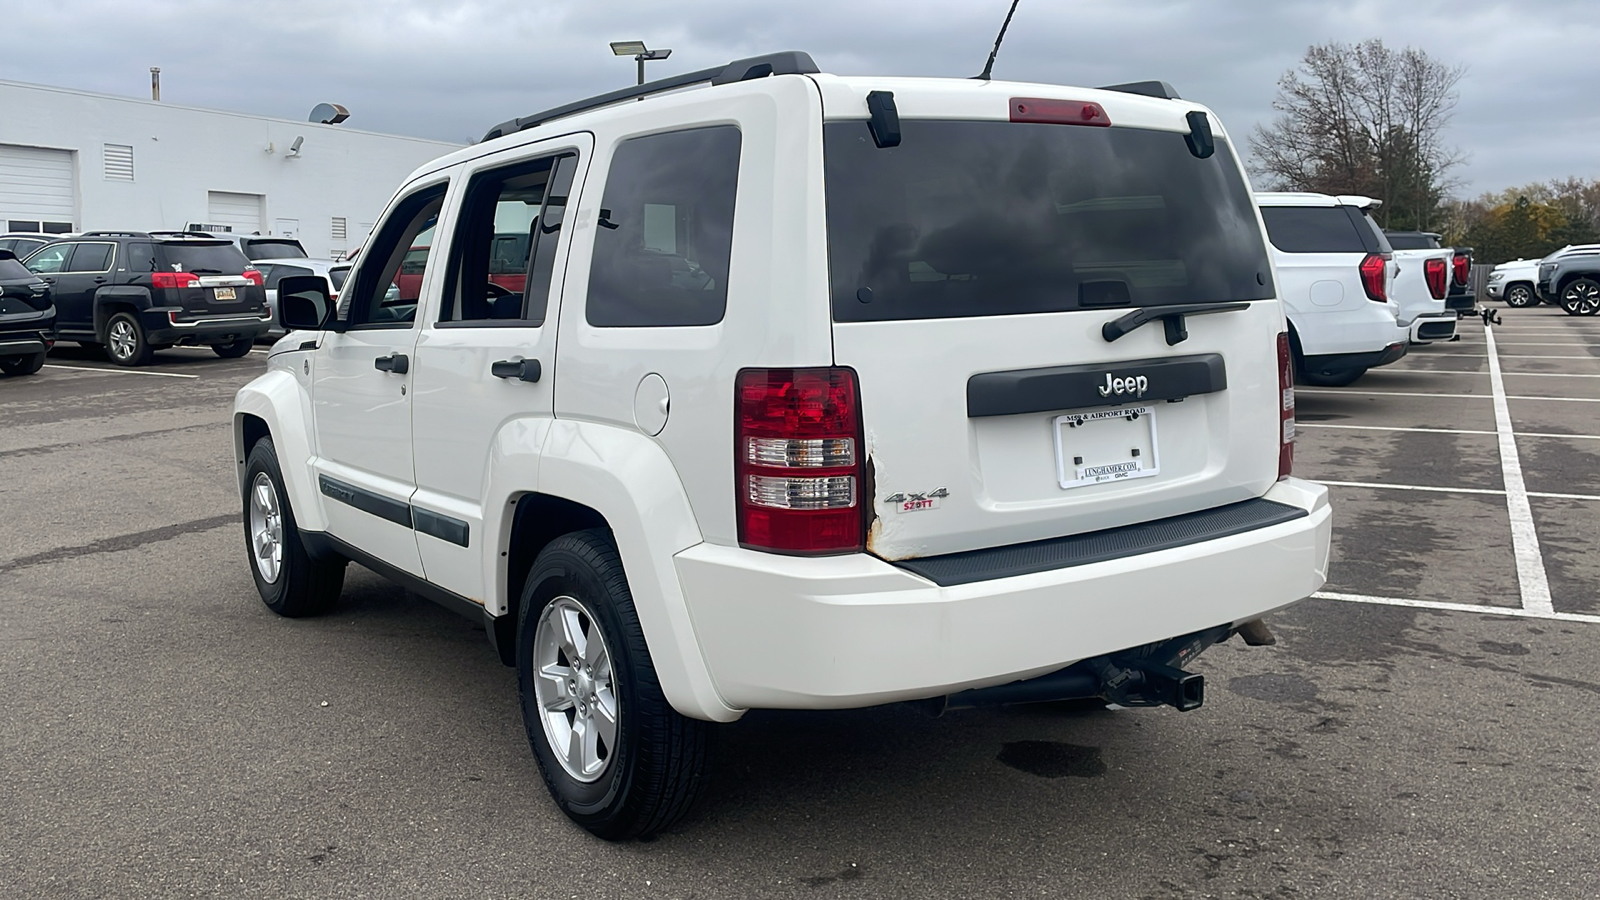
[4, 0, 1595, 197]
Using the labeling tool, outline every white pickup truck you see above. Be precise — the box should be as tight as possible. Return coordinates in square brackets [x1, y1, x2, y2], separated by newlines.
[1382, 231, 1459, 342]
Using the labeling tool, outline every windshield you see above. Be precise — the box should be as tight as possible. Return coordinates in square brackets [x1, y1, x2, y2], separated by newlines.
[824, 120, 1273, 322]
[154, 242, 251, 275]
[243, 240, 306, 260]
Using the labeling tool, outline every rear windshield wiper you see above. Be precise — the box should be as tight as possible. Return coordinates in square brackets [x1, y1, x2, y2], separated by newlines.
[1102, 302, 1251, 346]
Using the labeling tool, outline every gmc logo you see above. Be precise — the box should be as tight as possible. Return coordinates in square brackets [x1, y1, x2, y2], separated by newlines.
[1098, 373, 1149, 398]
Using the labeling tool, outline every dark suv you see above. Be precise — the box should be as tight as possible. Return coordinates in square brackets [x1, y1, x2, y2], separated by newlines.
[22, 231, 269, 366]
[0, 249, 55, 377]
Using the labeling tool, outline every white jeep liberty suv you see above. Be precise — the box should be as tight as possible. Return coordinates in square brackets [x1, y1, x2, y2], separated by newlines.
[234, 52, 1332, 839]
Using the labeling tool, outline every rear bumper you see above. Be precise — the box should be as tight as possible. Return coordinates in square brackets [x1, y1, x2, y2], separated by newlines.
[142, 310, 270, 346]
[673, 478, 1331, 711]
[1446, 290, 1475, 311]
[0, 335, 51, 358]
[1410, 314, 1458, 343]
[1287, 303, 1407, 358]
[1303, 340, 1407, 376]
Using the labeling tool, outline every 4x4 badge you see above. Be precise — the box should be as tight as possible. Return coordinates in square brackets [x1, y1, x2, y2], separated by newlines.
[885, 487, 948, 513]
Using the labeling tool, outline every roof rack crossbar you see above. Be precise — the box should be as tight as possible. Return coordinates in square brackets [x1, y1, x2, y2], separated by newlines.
[482, 50, 819, 142]
[1097, 81, 1182, 100]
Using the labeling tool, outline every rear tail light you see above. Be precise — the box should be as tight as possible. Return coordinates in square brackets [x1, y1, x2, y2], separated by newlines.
[1358, 253, 1388, 302]
[241, 269, 264, 286]
[1452, 253, 1470, 286]
[1424, 258, 1448, 300]
[150, 271, 200, 289]
[1276, 332, 1295, 480]
[736, 367, 864, 555]
[1010, 97, 1111, 127]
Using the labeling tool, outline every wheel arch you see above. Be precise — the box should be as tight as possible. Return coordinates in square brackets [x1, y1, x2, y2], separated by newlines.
[93, 286, 152, 339]
[233, 368, 325, 533]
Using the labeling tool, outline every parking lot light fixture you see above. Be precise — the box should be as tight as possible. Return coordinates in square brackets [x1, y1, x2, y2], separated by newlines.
[610, 40, 671, 85]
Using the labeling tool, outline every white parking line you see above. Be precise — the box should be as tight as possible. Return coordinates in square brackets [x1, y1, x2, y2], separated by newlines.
[1299, 423, 1600, 441]
[1313, 592, 1600, 625]
[42, 365, 199, 380]
[1299, 389, 1600, 402]
[1319, 480, 1600, 502]
[1391, 370, 1600, 378]
[1401, 354, 1600, 359]
[1486, 327, 1555, 616]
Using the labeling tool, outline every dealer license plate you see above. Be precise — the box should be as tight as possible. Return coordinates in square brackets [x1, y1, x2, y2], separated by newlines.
[213, 287, 236, 301]
[1053, 405, 1160, 489]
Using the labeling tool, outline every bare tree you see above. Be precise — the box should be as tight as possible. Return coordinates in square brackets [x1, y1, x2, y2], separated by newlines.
[1249, 40, 1465, 230]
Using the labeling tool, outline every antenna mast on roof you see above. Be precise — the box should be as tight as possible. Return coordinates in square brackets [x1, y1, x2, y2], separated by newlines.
[974, 0, 1022, 81]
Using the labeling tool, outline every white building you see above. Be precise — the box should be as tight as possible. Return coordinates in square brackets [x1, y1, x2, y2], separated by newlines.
[0, 80, 461, 257]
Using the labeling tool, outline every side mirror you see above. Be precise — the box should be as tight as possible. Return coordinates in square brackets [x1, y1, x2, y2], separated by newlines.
[278, 275, 335, 332]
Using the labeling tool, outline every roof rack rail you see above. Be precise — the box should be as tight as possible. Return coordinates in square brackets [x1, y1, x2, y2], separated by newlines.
[80, 230, 153, 238]
[483, 50, 820, 142]
[1097, 81, 1182, 100]
[148, 230, 225, 239]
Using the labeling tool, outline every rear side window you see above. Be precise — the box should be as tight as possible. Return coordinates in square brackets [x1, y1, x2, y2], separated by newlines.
[1260, 207, 1373, 254]
[155, 242, 251, 274]
[825, 120, 1272, 322]
[125, 242, 156, 273]
[67, 242, 115, 273]
[586, 126, 741, 327]
[328, 267, 350, 291]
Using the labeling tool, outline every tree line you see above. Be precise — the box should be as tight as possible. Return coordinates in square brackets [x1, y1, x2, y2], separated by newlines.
[1247, 39, 1596, 264]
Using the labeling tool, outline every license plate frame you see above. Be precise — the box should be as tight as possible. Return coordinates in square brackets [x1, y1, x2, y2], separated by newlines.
[213, 286, 237, 301]
[1053, 405, 1160, 489]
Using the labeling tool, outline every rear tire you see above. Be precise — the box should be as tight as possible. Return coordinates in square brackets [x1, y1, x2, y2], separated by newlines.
[516, 529, 710, 840]
[105, 312, 152, 366]
[243, 437, 345, 617]
[213, 338, 254, 358]
[1560, 278, 1600, 316]
[0, 351, 46, 376]
[1504, 283, 1537, 308]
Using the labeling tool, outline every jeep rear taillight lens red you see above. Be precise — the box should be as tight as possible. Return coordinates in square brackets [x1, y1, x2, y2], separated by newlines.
[1424, 258, 1448, 300]
[1359, 253, 1388, 302]
[1452, 253, 1470, 286]
[150, 271, 200, 289]
[736, 367, 864, 555]
[1277, 332, 1295, 481]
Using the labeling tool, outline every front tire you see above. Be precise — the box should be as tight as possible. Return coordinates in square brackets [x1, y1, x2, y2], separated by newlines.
[213, 338, 254, 358]
[1561, 278, 1600, 316]
[516, 530, 709, 840]
[243, 437, 345, 617]
[1504, 283, 1537, 308]
[105, 311, 152, 366]
[0, 351, 46, 376]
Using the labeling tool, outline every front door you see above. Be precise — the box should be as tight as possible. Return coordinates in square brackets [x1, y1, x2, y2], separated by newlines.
[309, 179, 450, 576]
[410, 137, 590, 602]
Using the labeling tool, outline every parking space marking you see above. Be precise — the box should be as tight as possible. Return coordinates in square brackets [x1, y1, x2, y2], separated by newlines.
[1313, 591, 1600, 625]
[1320, 480, 1600, 502]
[1298, 389, 1487, 399]
[41, 365, 199, 380]
[1412, 371, 1600, 378]
[1301, 423, 1600, 441]
[1486, 326, 1555, 616]
[1405, 354, 1600, 359]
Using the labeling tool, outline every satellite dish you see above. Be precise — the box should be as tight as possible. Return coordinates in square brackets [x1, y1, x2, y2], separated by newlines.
[309, 102, 350, 125]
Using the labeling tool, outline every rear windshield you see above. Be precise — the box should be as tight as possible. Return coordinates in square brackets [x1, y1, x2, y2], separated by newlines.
[1260, 206, 1384, 254]
[243, 240, 306, 260]
[1384, 232, 1440, 250]
[154, 242, 252, 275]
[824, 120, 1272, 322]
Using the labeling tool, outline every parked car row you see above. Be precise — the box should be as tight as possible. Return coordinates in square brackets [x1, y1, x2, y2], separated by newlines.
[1485, 243, 1600, 315]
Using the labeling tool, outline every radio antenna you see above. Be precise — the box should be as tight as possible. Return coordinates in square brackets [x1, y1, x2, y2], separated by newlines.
[974, 0, 1022, 81]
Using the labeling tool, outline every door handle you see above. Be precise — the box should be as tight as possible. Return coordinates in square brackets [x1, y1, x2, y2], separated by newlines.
[491, 358, 541, 383]
[93, 277, 107, 283]
[373, 353, 409, 374]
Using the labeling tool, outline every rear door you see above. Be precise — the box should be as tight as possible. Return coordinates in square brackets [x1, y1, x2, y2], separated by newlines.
[823, 112, 1282, 561]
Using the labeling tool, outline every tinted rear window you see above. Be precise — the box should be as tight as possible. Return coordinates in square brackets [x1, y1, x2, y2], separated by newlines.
[155, 242, 251, 274]
[243, 240, 306, 260]
[824, 120, 1272, 322]
[1260, 207, 1370, 253]
[1385, 232, 1440, 250]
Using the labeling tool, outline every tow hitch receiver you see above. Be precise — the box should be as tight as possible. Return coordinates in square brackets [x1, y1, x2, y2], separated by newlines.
[936, 625, 1233, 715]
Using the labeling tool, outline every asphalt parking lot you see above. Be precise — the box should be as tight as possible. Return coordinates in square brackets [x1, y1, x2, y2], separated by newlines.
[2, 313, 1597, 899]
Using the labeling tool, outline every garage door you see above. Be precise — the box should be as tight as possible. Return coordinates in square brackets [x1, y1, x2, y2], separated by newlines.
[207, 191, 264, 234]
[0, 144, 76, 231]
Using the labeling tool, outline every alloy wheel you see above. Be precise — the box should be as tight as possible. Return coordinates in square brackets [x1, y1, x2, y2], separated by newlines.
[1506, 284, 1533, 307]
[248, 472, 284, 584]
[1563, 281, 1600, 316]
[108, 319, 137, 361]
[532, 595, 619, 782]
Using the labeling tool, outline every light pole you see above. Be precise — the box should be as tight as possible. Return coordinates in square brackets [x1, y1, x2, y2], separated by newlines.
[609, 40, 671, 85]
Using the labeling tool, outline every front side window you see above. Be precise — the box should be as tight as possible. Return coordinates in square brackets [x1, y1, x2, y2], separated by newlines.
[441, 154, 576, 325]
[25, 243, 71, 274]
[343, 184, 446, 328]
[586, 126, 741, 327]
[825, 120, 1273, 322]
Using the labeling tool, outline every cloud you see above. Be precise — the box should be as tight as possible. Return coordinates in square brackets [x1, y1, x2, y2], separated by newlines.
[2, 0, 1594, 194]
